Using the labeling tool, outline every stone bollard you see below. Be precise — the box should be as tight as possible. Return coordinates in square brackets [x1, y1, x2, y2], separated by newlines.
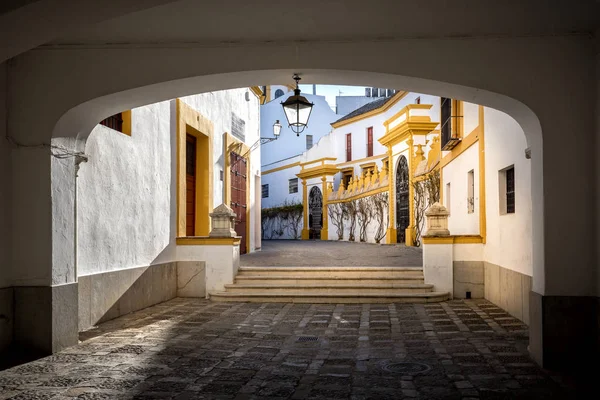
[422, 202, 453, 298]
[209, 203, 237, 237]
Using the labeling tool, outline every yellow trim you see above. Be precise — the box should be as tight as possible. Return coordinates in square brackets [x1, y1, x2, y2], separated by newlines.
[321, 177, 329, 239]
[422, 235, 484, 245]
[386, 145, 396, 243]
[336, 153, 385, 168]
[328, 185, 388, 204]
[300, 157, 337, 168]
[176, 237, 241, 246]
[296, 164, 339, 180]
[249, 86, 265, 104]
[223, 132, 252, 253]
[478, 105, 487, 244]
[176, 99, 214, 238]
[331, 91, 408, 128]
[383, 104, 433, 127]
[359, 161, 376, 169]
[440, 125, 480, 168]
[262, 161, 301, 175]
[407, 137, 415, 246]
[340, 166, 354, 173]
[301, 179, 309, 240]
[121, 110, 132, 136]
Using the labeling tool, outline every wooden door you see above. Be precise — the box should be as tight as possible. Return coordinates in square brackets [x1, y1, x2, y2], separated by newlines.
[230, 152, 247, 254]
[186, 135, 197, 236]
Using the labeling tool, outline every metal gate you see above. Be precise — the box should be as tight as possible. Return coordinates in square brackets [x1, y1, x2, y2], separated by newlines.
[230, 152, 247, 254]
[396, 155, 409, 244]
[308, 186, 323, 240]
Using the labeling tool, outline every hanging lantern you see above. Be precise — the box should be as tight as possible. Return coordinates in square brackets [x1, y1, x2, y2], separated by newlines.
[281, 74, 314, 136]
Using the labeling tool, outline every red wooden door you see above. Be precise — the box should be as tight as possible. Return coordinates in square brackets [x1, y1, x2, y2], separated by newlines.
[230, 152, 247, 254]
[185, 135, 196, 236]
[346, 133, 352, 161]
[367, 127, 373, 157]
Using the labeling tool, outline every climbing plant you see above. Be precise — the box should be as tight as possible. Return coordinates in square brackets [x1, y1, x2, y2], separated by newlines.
[328, 202, 346, 240]
[261, 201, 303, 239]
[372, 192, 389, 243]
[413, 169, 440, 247]
[357, 197, 374, 242]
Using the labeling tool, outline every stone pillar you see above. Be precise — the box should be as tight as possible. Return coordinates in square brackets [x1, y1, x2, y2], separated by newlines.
[422, 203, 453, 298]
[320, 177, 329, 240]
[11, 139, 79, 355]
[301, 179, 309, 240]
[209, 203, 237, 237]
[386, 146, 397, 243]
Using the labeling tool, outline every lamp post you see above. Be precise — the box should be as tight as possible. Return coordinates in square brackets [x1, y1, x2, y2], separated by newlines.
[281, 74, 314, 136]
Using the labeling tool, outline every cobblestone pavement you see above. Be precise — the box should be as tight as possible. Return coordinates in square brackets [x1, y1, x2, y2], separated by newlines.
[242, 240, 423, 267]
[0, 298, 587, 399]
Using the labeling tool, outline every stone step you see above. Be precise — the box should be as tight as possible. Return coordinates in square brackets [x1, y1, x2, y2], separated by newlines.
[209, 291, 450, 303]
[224, 283, 434, 294]
[237, 266, 423, 278]
[235, 276, 425, 285]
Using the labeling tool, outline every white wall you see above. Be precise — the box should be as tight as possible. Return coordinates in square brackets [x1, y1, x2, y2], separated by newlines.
[78, 88, 260, 276]
[483, 108, 532, 276]
[260, 163, 303, 209]
[261, 93, 340, 166]
[443, 143, 480, 235]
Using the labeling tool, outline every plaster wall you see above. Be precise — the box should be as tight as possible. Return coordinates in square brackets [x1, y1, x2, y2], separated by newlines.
[442, 143, 480, 235]
[483, 108, 532, 276]
[261, 163, 303, 209]
[463, 102, 479, 137]
[260, 93, 339, 166]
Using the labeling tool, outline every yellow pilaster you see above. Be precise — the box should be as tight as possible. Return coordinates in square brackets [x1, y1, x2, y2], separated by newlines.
[386, 145, 397, 243]
[321, 177, 329, 240]
[478, 105, 487, 244]
[301, 179, 309, 240]
[406, 137, 415, 246]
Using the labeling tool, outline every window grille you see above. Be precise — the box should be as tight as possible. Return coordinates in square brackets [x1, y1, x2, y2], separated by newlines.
[100, 113, 123, 132]
[289, 178, 298, 194]
[261, 184, 269, 198]
[306, 135, 313, 150]
[506, 167, 515, 213]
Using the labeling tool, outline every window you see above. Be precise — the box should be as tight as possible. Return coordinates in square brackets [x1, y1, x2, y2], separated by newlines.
[467, 170, 475, 214]
[306, 135, 313, 150]
[441, 97, 452, 148]
[274, 89, 284, 99]
[342, 170, 353, 189]
[346, 133, 352, 162]
[366, 127, 373, 157]
[506, 167, 515, 213]
[100, 111, 131, 135]
[289, 178, 298, 194]
[262, 184, 269, 198]
[499, 166, 515, 214]
[446, 182, 451, 214]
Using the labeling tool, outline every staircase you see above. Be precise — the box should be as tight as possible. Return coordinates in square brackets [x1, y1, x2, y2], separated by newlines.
[209, 266, 449, 303]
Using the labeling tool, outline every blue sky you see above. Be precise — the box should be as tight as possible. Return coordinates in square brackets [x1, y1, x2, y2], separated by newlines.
[299, 84, 367, 110]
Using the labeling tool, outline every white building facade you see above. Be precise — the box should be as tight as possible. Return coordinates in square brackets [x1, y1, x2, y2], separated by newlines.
[260, 90, 533, 323]
[76, 88, 262, 331]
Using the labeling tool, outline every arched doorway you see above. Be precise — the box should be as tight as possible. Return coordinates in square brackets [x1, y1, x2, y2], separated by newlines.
[308, 186, 323, 239]
[396, 155, 409, 244]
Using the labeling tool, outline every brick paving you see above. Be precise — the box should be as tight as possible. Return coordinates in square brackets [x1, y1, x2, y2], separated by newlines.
[243, 240, 423, 267]
[0, 298, 587, 399]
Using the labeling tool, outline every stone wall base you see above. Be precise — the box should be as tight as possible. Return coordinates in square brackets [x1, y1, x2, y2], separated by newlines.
[484, 262, 531, 325]
[529, 292, 599, 373]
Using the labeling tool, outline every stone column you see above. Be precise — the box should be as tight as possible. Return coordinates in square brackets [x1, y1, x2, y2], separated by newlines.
[321, 176, 329, 240]
[422, 203, 453, 298]
[386, 146, 397, 243]
[301, 179, 309, 240]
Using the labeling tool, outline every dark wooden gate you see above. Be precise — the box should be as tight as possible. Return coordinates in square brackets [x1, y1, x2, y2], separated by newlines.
[308, 186, 323, 239]
[185, 135, 197, 236]
[396, 155, 409, 244]
[230, 152, 247, 254]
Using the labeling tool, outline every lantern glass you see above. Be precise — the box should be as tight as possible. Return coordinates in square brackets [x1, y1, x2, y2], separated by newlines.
[273, 120, 282, 137]
[282, 93, 314, 134]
